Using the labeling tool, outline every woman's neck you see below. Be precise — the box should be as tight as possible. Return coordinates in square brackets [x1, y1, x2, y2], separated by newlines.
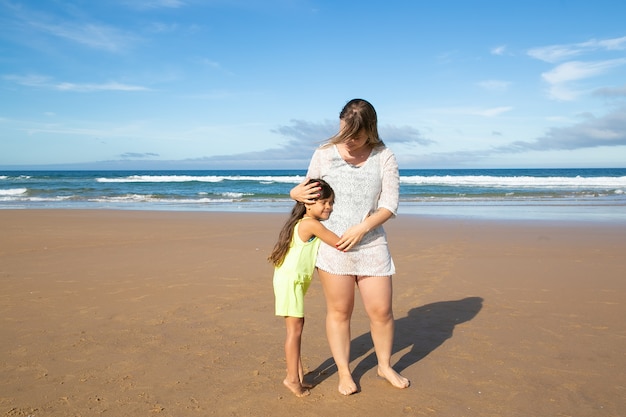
[337, 143, 371, 166]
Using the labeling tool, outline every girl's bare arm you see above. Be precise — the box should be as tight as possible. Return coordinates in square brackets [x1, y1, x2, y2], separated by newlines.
[299, 219, 343, 249]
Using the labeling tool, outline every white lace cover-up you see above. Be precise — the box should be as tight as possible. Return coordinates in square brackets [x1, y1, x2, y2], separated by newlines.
[306, 145, 399, 276]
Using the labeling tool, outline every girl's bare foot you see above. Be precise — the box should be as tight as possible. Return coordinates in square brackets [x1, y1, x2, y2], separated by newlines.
[337, 371, 358, 395]
[377, 365, 410, 389]
[283, 378, 310, 397]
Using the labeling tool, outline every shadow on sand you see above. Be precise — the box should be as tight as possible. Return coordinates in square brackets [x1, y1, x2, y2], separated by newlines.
[306, 296, 484, 389]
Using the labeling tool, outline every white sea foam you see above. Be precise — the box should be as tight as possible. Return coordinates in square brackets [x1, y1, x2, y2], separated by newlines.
[0, 195, 72, 202]
[98, 173, 626, 188]
[96, 175, 304, 183]
[90, 194, 158, 203]
[89, 195, 241, 204]
[0, 188, 27, 196]
[0, 175, 31, 180]
[218, 192, 253, 198]
[400, 175, 626, 188]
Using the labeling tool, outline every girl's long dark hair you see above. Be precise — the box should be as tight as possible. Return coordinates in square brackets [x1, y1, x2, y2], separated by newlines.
[268, 179, 334, 267]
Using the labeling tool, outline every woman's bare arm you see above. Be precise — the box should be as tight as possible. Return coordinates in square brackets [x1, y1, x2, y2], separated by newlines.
[290, 178, 321, 204]
[335, 208, 393, 251]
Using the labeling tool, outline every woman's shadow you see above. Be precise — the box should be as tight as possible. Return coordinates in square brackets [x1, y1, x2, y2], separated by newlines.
[306, 296, 483, 388]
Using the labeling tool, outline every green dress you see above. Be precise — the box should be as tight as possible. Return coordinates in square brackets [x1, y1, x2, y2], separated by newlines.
[273, 220, 321, 318]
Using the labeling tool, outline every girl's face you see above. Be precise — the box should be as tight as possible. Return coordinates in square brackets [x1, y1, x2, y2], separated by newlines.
[306, 197, 334, 220]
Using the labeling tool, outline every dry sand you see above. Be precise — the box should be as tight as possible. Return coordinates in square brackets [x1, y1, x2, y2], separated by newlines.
[1, 210, 625, 416]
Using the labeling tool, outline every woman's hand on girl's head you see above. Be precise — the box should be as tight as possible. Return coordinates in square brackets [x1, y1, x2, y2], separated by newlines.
[290, 178, 321, 204]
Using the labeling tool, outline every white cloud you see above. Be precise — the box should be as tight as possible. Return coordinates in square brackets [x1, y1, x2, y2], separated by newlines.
[528, 45, 583, 63]
[272, 119, 336, 144]
[1, 1, 139, 53]
[477, 80, 511, 92]
[397, 106, 626, 168]
[528, 35, 626, 63]
[119, 152, 160, 159]
[529, 36, 626, 101]
[500, 106, 626, 151]
[3, 74, 50, 87]
[541, 59, 626, 101]
[4, 74, 150, 92]
[542, 59, 626, 84]
[472, 107, 513, 117]
[56, 81, 151, 92]
[28, 20, 137, 53]
[583, 36, 626, 51]
[148, 22, 179, 33]
[491, 45, 506, 55]
[428, 106, 514, 117]
[546, 84, 579, 101]
[184, 119, 436, 169]
[380, 125, 434, 146]
[199, 58, 234, 75]
[122, 0, 186, 10]
[593, 84, 626, 98]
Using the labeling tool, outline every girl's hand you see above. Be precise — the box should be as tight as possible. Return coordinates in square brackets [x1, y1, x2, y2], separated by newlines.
[335, 223, 369, 251]
[336, 209, 393, 251]
[290, 178, 321, 203]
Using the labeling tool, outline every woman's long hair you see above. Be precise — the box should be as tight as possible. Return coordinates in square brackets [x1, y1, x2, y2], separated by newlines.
[268, 179, 334, 267]
[326, 98, 385, 148]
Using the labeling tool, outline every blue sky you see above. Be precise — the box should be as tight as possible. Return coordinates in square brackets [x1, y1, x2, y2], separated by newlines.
[1, 0, 625, 170]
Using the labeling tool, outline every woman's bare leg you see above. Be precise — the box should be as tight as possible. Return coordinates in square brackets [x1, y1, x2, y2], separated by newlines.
[283, 316, 310, 397]
[318, 270, 358, 395]
[357, 276, 410, 389]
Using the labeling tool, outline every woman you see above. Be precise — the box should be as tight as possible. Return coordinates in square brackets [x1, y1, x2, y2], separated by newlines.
[290, 99, 410, 395]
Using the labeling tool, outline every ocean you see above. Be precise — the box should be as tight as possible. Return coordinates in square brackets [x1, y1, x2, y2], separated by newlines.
[1, 168, 625, 222]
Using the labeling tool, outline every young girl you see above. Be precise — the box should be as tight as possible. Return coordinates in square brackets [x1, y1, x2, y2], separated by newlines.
[268, 179, 342, 397]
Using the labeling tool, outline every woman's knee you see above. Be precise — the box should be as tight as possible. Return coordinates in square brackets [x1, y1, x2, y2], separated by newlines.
[365, 303, 393, 324]
[326, 303, 353, 322]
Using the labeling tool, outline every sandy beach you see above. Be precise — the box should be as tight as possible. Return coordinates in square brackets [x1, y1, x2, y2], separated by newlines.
[1, 210, 625, 416]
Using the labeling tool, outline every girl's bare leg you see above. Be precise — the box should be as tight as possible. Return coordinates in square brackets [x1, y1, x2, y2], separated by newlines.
[319, 270, 358, 395]
[299, 359, 314, 388]
[284, 317, 310, 397]
[357, 276, 410, 389]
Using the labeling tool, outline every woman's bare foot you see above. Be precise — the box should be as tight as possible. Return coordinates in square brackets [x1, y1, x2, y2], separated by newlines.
[377, 365, 410, 389]
[337, 371, 358, 395]
[283, 378, 310, 397]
